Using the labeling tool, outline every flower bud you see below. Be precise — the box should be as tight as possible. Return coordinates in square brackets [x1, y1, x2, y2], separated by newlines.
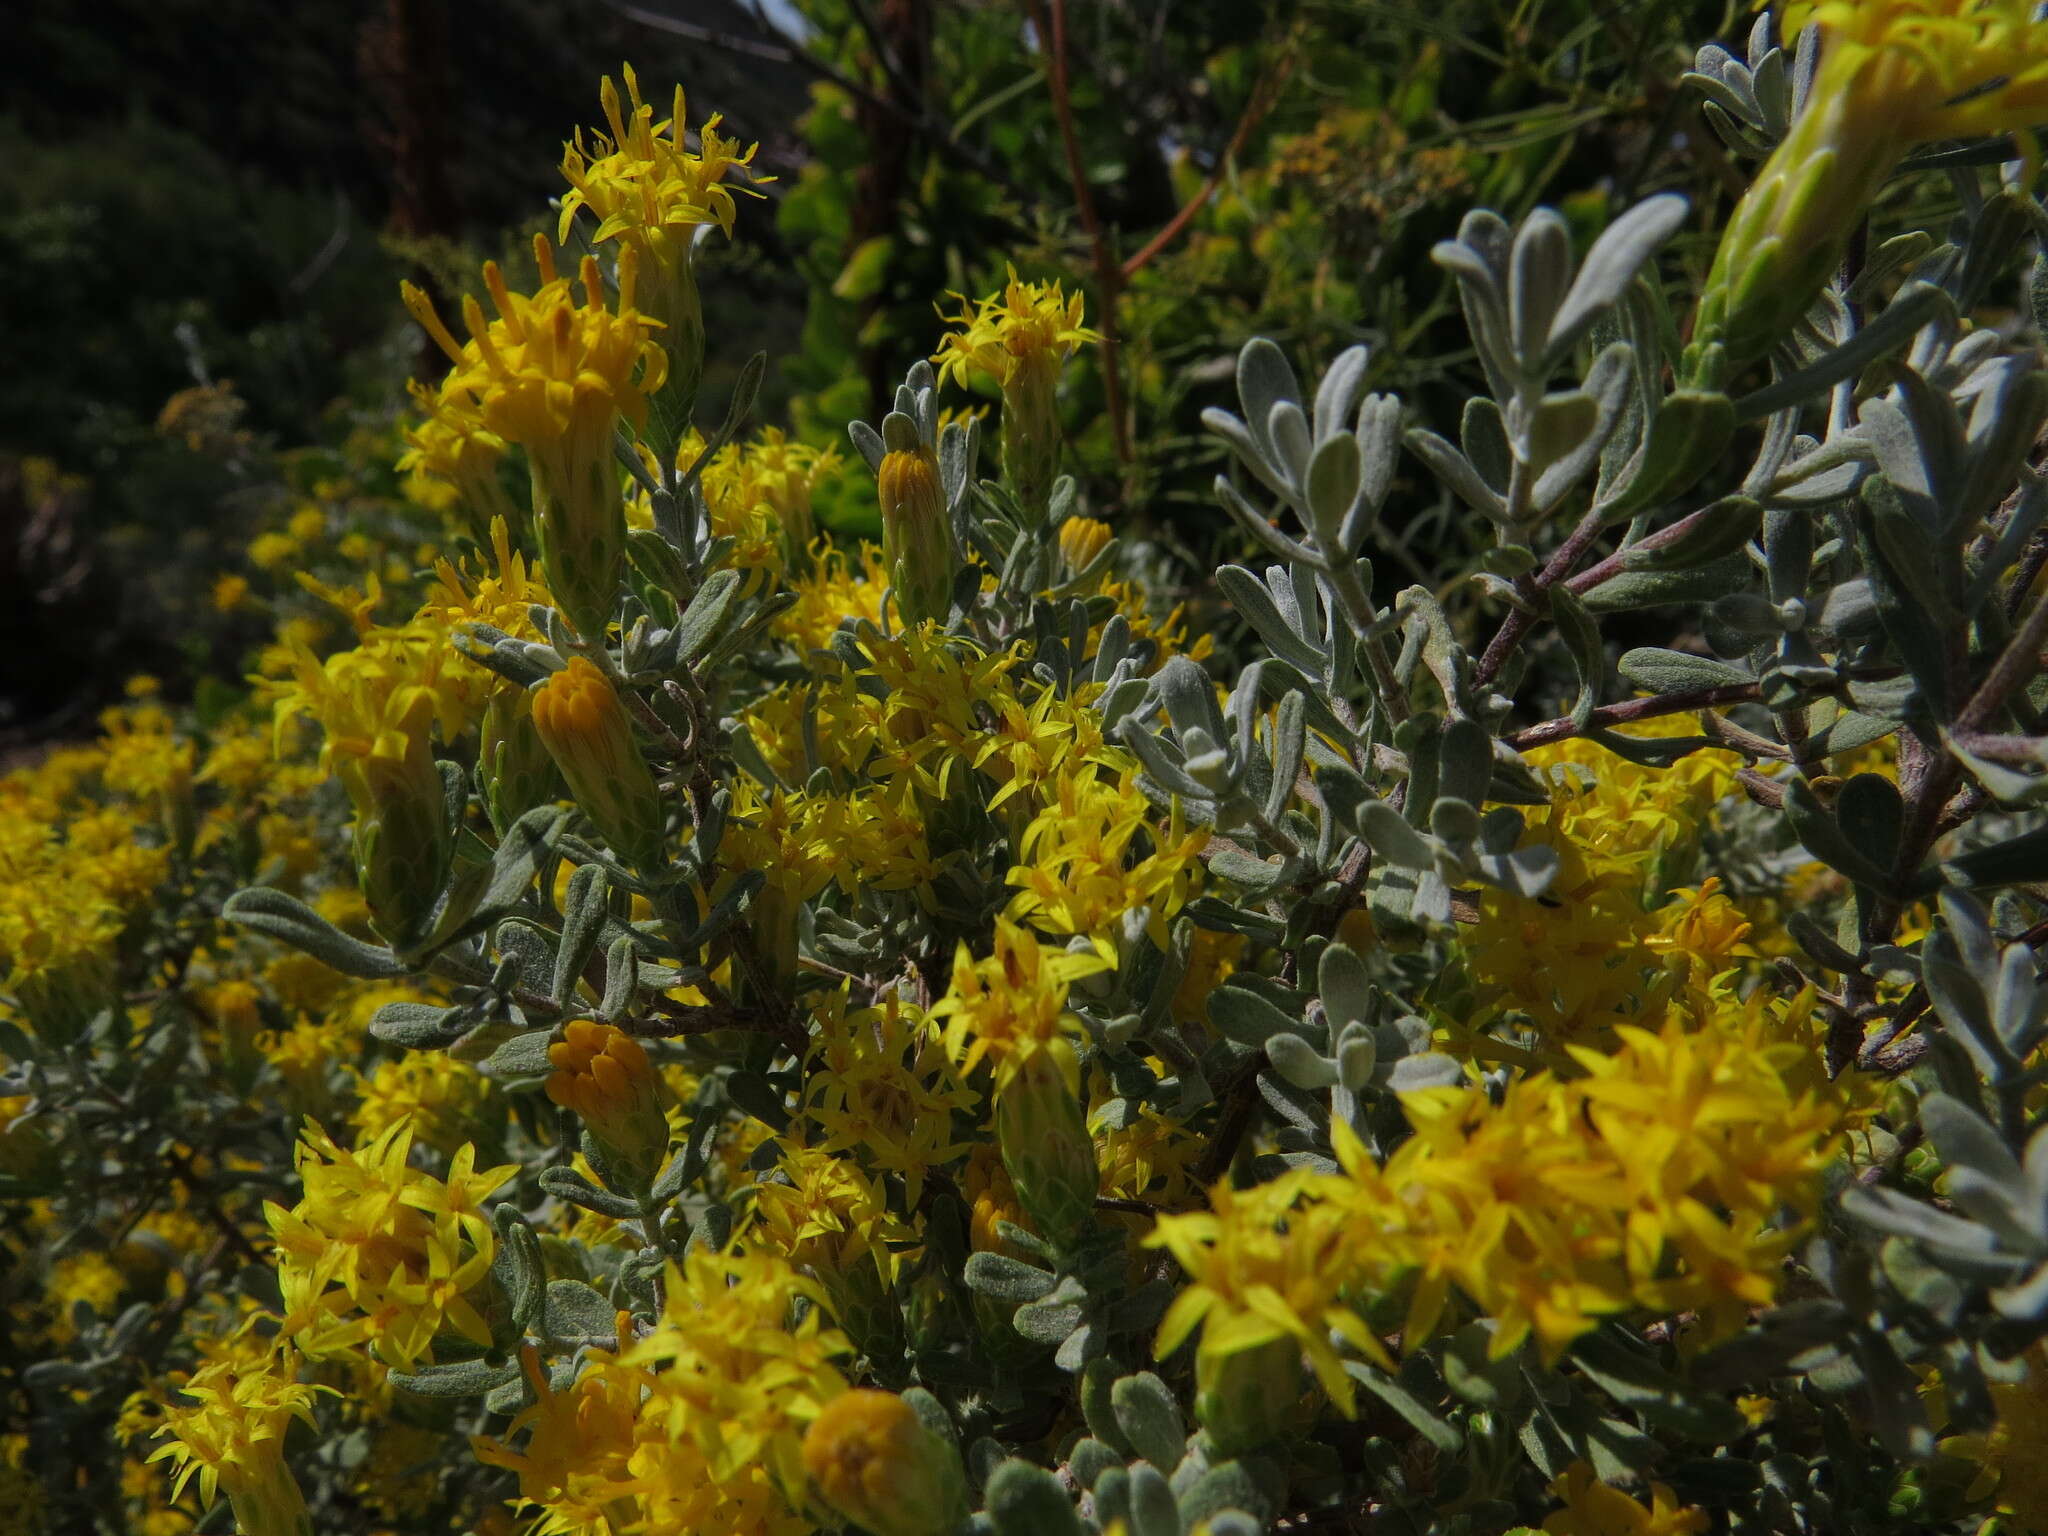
[1000, 351, 1061, 528]
[478, 681, 563, 837]
[1057, 515, 1112, 584]
[801, 1391, 969, 1536]
[335, 685, 452, 947]
[546, 1019, 671, 1193]
[994, 1040, 1100, 1249]
[1194, 1332, 1302, 1456]
[877, 441, 955, 628]
[533, 455, 628, 643]
[529, 659, 667, 870]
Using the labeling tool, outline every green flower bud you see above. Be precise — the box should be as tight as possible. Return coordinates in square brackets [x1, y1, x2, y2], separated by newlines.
[478, 680, 563, 837]
[532, 454, 627, 643]
[335, 686, 453, 948]
[802, 1390, 970, 1536]
[1194, 1332, 1301, 1456]
[995, 1041, 1100, 1249]
[530, 659, 668, 871]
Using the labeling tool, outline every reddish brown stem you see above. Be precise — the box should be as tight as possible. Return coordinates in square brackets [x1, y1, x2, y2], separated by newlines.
[1032, 0, 1134, 465]
[1504, 682, 1761, 751]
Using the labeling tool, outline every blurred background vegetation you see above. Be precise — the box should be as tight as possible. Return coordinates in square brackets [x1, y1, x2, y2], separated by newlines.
[0, 0, 1743, 738]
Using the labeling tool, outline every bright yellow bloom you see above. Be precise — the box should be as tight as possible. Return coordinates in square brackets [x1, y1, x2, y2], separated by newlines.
[929, 918, 1108, 1084]
[1541, 1461, 1709, 1536]
[621, 1246, 851, 1502]
[932, 268, 1098, 393]
[1057, 515, 1112, 581]
[266, 1121, 516, 1370]
[472, 1345, 644, 1536]
[934, 267, 1097, 522]
[559, 68, 765, 424]
[405, 237, 665, 638]
[349, 1051, 492, 1157]
[799, 989, 975, 1205]
[147, 1337, 326, 1536]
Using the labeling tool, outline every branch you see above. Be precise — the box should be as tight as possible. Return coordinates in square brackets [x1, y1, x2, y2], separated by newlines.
[1503, 682, 1761, 751]
[1029, 0, 1135, 465]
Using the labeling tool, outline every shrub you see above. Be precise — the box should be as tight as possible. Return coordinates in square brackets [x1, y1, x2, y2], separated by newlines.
[8, 7, 2048, 1534]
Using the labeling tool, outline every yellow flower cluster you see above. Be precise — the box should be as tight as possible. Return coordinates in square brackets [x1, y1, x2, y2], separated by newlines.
[266, 1121, 517, 1369]
[1154, 989, 1847, 1394]
[932, 267, 1099, 393]
[1462, 722, 1743, 1052]
[475, 1246, 846, 1535]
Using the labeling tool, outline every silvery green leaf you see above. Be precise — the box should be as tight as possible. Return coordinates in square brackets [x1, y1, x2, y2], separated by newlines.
[963, 1252, 1058, 1303]
[1921, 1093, 2026, 1191]
[370, 1002, 471, 1049]
[1214, 475, 1315, 565]
[1305, 430, 1363, 549]
[1201, 407, 1295, 502]
[1265, 1030, 1337, 1090]
[1357, 799, 1435, 870]
[1958, 359, 2048, 527]
[597, 934, 638, 1021]
[1208, 984, 1300, 1048]
[1346, 392, 1404, 551]
[1319, 941, 1374, 1032]
[1530, 343, 1635, 514]
[1335, 1023, 1377, 1091]
[1860, 370, 1963, 533]
[1237, 338, 1301, 468]
[984, 1461, 1083, 1536]
[389, 1358, 522, 1399]
[223, 888, 407, 979]
[1345, 1362, 1464, 1453]
[1461, 396, 1513, 496]
[1617, 647, 1750, 693]
[1546, 193, 1689, 365]
[1711, 591, 1786, 637]
[482, 1028, 555, 1081]
[1110, 1372, 1186, 1472]
[1313, 344, 1371, 445]
[1127, 1462, 1178, 1536]
[1120, 720, 1212, 801]
[1216, 565, 1326, 674]
[1509, 209, 1573, 373]
[1475, 842, 1560, 899]
[1177, 1463, 1275, 1528]
[1262, 690, 1307, 825]
[1385, 1052, 1464, 1091]
[551, 865, 609, 1007]
[1405, 429, 1509, 522]
[672, 568, 741, 666]
[1737, 282, 1950, 421]
[1268, 400, 1312, 490]
[847, 417, 888, 473]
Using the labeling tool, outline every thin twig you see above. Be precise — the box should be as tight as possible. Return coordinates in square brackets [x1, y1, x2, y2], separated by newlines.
[1503, 683, 1760, 751]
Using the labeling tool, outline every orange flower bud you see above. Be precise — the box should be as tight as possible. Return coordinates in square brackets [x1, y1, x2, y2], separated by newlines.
[546, 1019, 670, 1192]
[530, 660, 667, 870]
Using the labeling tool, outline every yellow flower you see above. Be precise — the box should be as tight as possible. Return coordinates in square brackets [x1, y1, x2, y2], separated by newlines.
[404, 237, 666, 638]
[1937, 1342, 2048, 1533]
[929, 918, 1108, 1085]
[932, 268, 1098, 393]
[147, 1337, 327, 1536]
[349, 1051, 491, 1157]
[265, 1121, 516, 1370]
[933, 267, 1097, 522]
[559, 68, 766, 420]
[799, 988, 974, 1205]
[1540, 1461, 1708, 1536]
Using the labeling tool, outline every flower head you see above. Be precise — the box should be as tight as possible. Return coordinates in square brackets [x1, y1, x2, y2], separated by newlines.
[265, 1121, 516, 1370]
[548, 1019, 672, 1191]
[531, 659, 667, 869]
[932, 269, 1097, 392]
[147, 1337, 327, 1536]
[929, 919, 1107, 1085]
[801, 1391, 968, 1536]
